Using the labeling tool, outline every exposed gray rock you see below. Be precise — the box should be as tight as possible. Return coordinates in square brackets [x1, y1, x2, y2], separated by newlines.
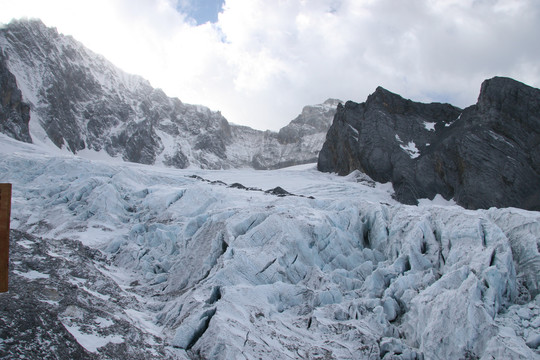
[0, 50, 30, 143]
[277, 98, 341, 144]
[0, 230, 176, 359]
[318, 77, 540, 211]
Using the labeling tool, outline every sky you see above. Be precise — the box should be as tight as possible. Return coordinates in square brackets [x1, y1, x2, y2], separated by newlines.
[177, 0, 225, 24]
[1, 0, 539, 131]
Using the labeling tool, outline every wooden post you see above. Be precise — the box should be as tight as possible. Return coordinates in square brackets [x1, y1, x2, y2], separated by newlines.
[0, 183, 11, 293]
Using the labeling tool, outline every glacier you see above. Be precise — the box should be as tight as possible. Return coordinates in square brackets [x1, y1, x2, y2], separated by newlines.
[0, 133, 539, 359]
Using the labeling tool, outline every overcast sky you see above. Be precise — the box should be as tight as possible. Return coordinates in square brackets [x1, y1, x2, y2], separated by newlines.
[1, 0, 539, 131]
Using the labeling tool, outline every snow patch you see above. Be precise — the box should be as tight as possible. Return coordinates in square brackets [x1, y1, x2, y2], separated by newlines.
[347, 124, 359, 139]
[95, 317, 114, 328]
[81, 286, 110, 301]
[14, 270, 50, 280]
[446, 113, 462, 127]
[18, 239, 35, 249]
[423, 121, 436, 131]
[418, 194, 458, 207]
[396, 134, 421, 158]
[400, 141, 420, 158]
[62, 323, 124, 353]
[124, 309, 164, 337]
[76, 147, 124, 163]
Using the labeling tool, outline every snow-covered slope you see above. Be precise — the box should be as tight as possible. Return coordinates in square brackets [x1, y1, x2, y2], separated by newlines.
[0, 134, 539, 359]
[0, 19, 338, 170]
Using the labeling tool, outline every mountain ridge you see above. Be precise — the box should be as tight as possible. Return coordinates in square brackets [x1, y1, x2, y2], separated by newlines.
[0, 18, 339, 170]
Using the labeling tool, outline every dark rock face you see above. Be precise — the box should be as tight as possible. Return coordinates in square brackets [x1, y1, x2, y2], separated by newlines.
[318, 77, 540, 211]
[0, 50, 31, 143]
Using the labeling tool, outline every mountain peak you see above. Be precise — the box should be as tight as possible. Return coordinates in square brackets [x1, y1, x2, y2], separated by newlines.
[322, 98, 342, 106]
[477, 76, 540, 115]
[365, 86, 410, 112]
[4, 18, 57, 37]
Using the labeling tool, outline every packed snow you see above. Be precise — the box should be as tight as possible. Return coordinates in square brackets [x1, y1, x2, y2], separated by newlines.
[423, 122, 436, 131]
[0, 134, 539, 359]
[395, 135, 421, 159]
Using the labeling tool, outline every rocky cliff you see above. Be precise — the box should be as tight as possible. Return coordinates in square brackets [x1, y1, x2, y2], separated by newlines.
[0, 19, 338, 169]
[0, 49, 30, 143]
[318, 77, 540, 211]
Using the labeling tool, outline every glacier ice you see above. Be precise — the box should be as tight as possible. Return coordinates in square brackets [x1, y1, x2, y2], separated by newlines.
[0, 135, 539, 359]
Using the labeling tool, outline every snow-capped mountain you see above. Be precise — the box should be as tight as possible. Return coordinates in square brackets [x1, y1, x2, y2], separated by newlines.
[318, 78, 540, 211]
[1, 134, 539, 359]
[225, 98, 341, 170]
[0, 19, 339, 169]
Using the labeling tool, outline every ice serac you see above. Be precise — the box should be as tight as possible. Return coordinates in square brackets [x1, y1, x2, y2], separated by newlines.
[318, 77, 540, 211]
[0, 50, 31, 143]
[0, 19, 339, 170]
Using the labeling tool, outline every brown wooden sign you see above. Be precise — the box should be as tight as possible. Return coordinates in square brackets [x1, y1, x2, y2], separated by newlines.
[0, 183, 11, 293]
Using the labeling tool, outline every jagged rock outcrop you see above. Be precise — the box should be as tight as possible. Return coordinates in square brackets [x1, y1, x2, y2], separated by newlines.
[0, 50, 31, 142]
[0, 19, 339, 170]
[318, 77, 540, 211]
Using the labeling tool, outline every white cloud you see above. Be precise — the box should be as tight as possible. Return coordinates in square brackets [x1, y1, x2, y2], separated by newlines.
[1, 0, 539, 131]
